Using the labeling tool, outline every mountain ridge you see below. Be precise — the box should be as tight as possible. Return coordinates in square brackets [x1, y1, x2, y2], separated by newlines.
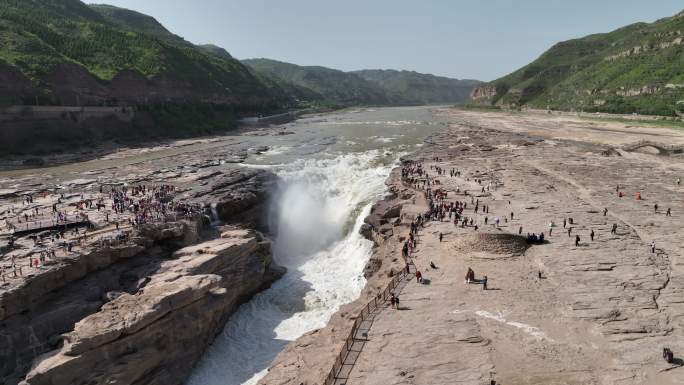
[243, 58, 481, 107]
[0, 0, 285, 110]
[470, 8, 684, 116]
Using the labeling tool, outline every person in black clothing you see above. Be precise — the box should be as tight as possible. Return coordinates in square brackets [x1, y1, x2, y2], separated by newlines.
[482, 276, 488, 290]
[575, 235, 580, 247]
[590, 230, 595, 241]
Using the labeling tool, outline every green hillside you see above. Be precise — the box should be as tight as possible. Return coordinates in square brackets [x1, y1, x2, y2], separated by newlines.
[0, 0, 284, 109]
[471, 10, 684, 116]
[354, 69, 480, 105]
[197, 44, 233, 60]
[243, 59, 480, 107]
[88, 3, 190, 46]
[242, 58, 390, 107]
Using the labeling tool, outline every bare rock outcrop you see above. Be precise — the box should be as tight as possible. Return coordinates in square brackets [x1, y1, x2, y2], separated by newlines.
[20, 229, 284, 385]
[470, 85, 498, 102]
[1, 165, 282, 385]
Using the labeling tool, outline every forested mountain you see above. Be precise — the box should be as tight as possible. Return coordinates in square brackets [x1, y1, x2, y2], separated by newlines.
[0, 0, 285, 110]
[470, 10, 684, 116]
[354, 69, 481, 105]
[242, 59, 390, 107]
[243, 59, 480, 107]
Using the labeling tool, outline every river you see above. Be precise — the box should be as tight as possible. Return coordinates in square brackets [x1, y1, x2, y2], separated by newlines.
[186, 106, 446, 384]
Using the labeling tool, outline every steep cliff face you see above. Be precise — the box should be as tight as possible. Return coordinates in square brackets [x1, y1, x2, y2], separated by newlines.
[20, 229, 284, 385]
[469, 85, 499, 104]
[0, 62, 40, 106]
[0, 219, 201, 384]
[1, 167, 284, 385]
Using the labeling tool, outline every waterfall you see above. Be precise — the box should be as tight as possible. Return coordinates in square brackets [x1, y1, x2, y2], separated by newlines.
[187, 150, 396, 385]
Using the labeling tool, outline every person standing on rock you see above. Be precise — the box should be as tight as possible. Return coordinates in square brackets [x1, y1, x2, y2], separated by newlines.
[654, 203, 659, 213]
[651, 241, 656, 254]
[439, 232, 443, 242]
[603, 208, 608, 216]
[590, 230, 595, 241]
[482, 276, 488, 290]
[390, 293, 396, 309]
[416, 270, 423, 283]
[666, 208, 671, 216]
[519, 225, 523, 235]
[466, 268, 474, 284]
[575, 235, 580, 247]
[563, 218, 567, 228]
[567, 227, 572, 237]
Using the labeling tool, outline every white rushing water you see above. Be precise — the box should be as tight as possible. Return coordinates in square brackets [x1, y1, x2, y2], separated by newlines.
[186, 150, 396, 385]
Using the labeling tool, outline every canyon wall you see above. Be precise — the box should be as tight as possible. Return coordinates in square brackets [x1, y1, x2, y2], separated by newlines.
[0, 168, 284, 385]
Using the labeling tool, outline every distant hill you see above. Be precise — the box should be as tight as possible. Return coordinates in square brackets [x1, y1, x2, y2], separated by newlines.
[354, 69, 481, 105]
[243, 59, 480, 107]
[242, 59, 390, 106]
[471, 9, 684, 116]
[0, 0, 285, 110]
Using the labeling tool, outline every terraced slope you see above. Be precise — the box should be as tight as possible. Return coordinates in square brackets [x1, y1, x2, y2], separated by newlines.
[471, 10, 684, 116]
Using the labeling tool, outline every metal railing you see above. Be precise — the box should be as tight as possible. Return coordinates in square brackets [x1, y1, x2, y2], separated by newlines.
[323, 266, 410, 385]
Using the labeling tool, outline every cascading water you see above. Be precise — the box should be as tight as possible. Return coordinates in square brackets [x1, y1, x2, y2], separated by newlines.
[186, 150, 397, 385]
[209, 203, 222, 227]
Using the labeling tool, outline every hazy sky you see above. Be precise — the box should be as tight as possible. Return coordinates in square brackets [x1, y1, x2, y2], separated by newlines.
[95, 0, 683, 81]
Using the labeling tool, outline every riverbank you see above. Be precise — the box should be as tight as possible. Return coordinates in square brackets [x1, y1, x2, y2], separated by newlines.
[2, 106, 445, 385]
[0, 106, 341, 171]
[256, 162, 427, 384]
[259, 107, 684, 384]
[0, 138, 285, 385]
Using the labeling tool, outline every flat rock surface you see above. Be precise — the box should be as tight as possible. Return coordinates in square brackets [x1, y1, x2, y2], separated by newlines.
[267, 109, 684, 385]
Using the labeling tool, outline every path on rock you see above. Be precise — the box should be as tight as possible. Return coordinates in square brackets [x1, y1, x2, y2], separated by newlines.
[345, 109, 684, 385]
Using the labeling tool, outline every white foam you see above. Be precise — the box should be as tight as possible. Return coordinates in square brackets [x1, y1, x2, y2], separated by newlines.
[187, 150, 395, 385]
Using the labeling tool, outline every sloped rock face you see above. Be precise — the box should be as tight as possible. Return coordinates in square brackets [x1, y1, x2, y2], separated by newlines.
[1, 165, 282, 385]
[0, 62, 38, 105]
[0, 219, 202, 384]
[20, 229, 284, 385]
[189, 168, 277, 232]
[469, 85, 498, 104]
